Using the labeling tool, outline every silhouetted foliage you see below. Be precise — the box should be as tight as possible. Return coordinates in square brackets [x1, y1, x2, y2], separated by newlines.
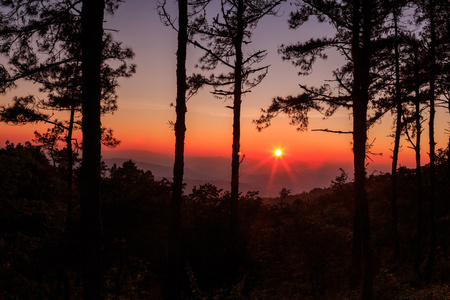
[256, 1, 398, 297]
[0, 1, 448, 299]
[101, 160, 171, 298]
[0, 142, 66, 298]
[0, 142, 449, 298]
[189, 0, 285, 232]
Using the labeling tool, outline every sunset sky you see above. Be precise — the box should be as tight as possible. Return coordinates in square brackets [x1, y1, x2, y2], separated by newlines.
[0, 1, 448, 176]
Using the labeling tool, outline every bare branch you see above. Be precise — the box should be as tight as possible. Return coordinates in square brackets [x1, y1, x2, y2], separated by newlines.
[311, 128, 352, 134]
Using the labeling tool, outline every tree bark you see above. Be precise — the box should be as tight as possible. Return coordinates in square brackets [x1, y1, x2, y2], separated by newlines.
[230, 0, 244, 232]
[67, 103, 75, 222]
[168, 0, 188, 297]
[80, 0, 105, 298]
[424, 0, 437, 284]
[351, 0, 373, 298]
[390, 4, 401, 260]
[360, 2, 374, 297]
[350, 0, 363, 288]
[412, 42, 424, 279]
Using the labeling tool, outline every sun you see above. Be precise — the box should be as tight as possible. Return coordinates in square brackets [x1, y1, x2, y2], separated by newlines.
[274, 149, 283, 157]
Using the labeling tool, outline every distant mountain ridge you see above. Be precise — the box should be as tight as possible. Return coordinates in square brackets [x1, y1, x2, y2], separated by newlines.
[102, 158, 204, 180]
[102, 149, 388, 196]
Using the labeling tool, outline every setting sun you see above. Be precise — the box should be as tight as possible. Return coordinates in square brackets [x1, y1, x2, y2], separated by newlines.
[274, 149, 282, 157]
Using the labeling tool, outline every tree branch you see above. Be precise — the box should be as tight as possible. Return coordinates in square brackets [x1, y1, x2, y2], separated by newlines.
[311, 128, 352, 134]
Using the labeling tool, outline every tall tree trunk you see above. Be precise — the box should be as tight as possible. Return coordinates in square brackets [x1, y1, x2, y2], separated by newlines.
[168, 0, 188, 298]
[446, 0, 450, 215]
[351, 0, 373, 298]
[61, 103, 76, 300]
[424, 0, 437, 284]
[230, 0, 244, 231]
[350, 0, 363, 289]
[80, 0, 104, 298]
[360, 2, 374, 298]
[390, 4, 401, 260]
[413, 42, 424, 279]
[67, 103, 75, 222]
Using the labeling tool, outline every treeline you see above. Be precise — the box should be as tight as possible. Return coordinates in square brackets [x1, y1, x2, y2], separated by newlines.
[0, 142, 449, 299]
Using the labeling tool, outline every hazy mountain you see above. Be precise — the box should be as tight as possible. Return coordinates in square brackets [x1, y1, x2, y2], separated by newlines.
[103, 150, 173, 166]
[102, 149, 388, 196]
[103, 158, 204, 179]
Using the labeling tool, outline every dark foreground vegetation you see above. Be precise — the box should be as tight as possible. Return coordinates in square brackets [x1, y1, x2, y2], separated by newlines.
[1, 141, 449, 299]
[0, 0, 448, 298]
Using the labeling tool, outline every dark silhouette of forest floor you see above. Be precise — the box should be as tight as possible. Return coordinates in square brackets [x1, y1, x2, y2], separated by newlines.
[1, 142, 449, 299]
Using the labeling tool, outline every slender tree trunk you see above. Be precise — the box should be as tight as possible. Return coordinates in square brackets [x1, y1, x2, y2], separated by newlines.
[360, 0, 373, 300]
[353, 83, 373, 300]
[350, 0, 363, 289]
[230, 0, 244, 231]
[351, 1, 373, 298]
[67, 103, 75, 222]
[413, 42, 424, 278]
[446, 1, 450, 215]
[360, 3, 374, 298]
[80, 0, 104, 298]
[424, 0, 437, 284]
[168, 0, 188, 298]
[390, 5, 401, 260]
[61, 103, 76, 300]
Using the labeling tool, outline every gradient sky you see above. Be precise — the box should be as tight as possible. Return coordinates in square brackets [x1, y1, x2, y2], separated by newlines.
[0, 0, 448, 175]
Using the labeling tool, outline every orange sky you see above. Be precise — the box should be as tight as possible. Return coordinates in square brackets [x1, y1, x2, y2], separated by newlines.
[0, 1, 448, 175]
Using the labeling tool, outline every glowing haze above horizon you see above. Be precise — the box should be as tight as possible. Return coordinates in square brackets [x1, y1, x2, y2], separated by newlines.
[0, 1, 448, 176]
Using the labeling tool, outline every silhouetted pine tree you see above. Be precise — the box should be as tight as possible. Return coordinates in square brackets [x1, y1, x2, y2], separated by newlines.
[423, 0, 437, 284]
[0, 40, 133, 220]
[389, 0, 406, 260]
[158, 1, 213, 297]
[0, 1, 133, 230]
[170, 0, 188, 296]
[79, 0, 104, 298]
[407, 0, 450, 284]
[255, 1, 401, 298]
[189, 0, 285, 231]
[410, 39, 426, 280]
